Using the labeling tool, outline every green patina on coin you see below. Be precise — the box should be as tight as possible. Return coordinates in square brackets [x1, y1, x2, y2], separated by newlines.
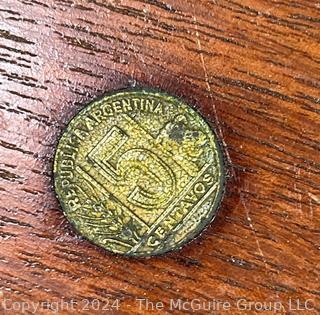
[53, 89, 225, 257]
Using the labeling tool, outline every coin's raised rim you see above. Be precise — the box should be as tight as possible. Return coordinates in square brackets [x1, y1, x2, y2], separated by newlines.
[53, 88, 226, 258]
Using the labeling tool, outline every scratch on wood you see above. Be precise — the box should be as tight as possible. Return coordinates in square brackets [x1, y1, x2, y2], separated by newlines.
[193, 16, 235, 178]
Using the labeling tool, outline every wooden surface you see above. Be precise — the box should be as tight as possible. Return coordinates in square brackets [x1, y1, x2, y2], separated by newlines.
[0, 0, 319, 314]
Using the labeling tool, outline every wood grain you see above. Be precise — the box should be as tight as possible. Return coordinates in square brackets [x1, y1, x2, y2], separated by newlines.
[0, 0, 319, 314]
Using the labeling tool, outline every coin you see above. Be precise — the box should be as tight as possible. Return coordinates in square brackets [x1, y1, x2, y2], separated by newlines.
[53, 89, 225, 257]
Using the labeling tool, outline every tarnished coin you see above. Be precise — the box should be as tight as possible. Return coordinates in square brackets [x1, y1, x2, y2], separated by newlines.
[54, 89, 225, 257]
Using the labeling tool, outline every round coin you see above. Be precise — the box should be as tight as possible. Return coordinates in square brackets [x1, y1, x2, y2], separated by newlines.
[54, 89, 225, 257]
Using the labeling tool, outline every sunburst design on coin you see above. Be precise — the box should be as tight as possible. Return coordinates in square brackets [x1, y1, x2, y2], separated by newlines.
[53, 89, 225, 257]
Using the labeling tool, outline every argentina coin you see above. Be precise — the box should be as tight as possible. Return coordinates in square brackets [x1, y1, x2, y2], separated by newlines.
[53, 89, 225, 257]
